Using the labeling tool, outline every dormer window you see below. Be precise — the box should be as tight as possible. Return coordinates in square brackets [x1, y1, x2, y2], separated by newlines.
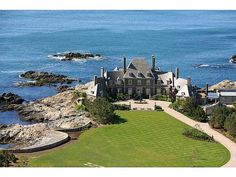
[117, 77, 122, 85]
[129, 72, 134, 77]
[146, 72, 152, 77]
[138, 72, 142, 78]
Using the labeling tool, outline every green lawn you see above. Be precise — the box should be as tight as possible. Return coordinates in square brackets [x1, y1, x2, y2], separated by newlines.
[29, 111, 230, 167]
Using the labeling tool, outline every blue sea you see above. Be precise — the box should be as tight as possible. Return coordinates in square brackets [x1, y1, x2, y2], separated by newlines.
[0, 10, 236, 124]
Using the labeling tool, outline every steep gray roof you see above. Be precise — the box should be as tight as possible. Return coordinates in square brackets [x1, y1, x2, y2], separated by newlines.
[106, 70, 124, 80]
[124, 58, 154, 78]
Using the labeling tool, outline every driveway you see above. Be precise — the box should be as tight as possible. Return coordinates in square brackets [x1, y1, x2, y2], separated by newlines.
[115, 99, 236, 167]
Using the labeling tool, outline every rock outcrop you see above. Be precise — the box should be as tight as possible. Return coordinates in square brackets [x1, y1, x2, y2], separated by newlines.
[229, 55, 236, 63]
[209, 80, 236, 91]
[0, 84, 92, 150]
[16, 90, 79, 122]
[17, 71, 77, 87]
[0, 93, 24, 111]
[51, 52, 102, 61]
[0, 123, 48, 147]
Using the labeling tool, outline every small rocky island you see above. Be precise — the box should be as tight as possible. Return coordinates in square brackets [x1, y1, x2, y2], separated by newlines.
[50, 52, 102, 61]
[17, 71, 77, 87]
[229, 55, 236, 63]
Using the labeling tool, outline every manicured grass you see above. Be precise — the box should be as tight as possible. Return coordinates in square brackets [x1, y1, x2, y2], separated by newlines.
[29, 111, 230, 167]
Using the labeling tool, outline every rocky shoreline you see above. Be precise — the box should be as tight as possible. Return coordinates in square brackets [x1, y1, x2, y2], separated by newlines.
[0, 84, 93, 151]
[16, 71, 77, 87]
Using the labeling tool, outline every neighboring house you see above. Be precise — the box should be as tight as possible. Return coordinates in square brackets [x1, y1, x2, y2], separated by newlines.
[87, 55, 193, 99]
[219, 90, 236, 105]
[198, 83, 236, 106]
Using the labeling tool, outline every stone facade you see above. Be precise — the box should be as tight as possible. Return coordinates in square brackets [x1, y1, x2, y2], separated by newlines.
[87, 55, 192, 99]
[87, 55, 163, 97]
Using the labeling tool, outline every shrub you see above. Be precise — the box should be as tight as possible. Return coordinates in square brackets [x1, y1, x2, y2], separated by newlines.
[209, 106, 232, 129]
[113, 104, 130, 110]
[74, 103, 86, 111]
[151, 94, 171, 101]
[0, 150, 17, 167]
[108, 93, 130, 102]
[155, 105, 164, 111]
[79, 92, 87, 98]
[233, 102, 236, 109]
[182, 128, 214, 142]
[224, 112, 236, 137]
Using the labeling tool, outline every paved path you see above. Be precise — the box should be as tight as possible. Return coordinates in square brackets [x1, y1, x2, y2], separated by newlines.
[115, 99, 236, 167]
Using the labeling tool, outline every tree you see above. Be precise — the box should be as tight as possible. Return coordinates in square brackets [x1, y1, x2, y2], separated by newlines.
[209, 106, 231, 129]
[224, 112, 236, 137]
[182, 97, 197, 115]
[89, 97, 118, 124]
[181, 97, 207, 122]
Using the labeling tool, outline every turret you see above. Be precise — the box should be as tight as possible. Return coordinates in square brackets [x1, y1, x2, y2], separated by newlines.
[187, 77, 191, 86]
[151, 54, 155, 72]
[123, 55, 126, 74]
[205, 83, 209, 96]
[175, 67, 179, 79]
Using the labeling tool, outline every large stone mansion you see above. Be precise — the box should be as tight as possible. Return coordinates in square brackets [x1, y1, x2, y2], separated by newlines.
[87, 55, 194, 99]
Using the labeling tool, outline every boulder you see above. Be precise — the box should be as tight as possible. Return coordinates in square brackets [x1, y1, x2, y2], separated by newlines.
[57, 85, 72, 93]
[0, 93, 24, 111]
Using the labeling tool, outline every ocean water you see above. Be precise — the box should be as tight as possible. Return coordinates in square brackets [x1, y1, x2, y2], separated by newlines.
[0, 10, 236, 124]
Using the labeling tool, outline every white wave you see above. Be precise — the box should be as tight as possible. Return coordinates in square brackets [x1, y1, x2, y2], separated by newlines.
[0, 70, 25, 74]
[48, 54, 66, 60]
[195, 64, 209, 68]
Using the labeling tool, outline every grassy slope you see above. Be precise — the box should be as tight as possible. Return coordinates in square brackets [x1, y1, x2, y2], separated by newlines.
[29, 111, 230, 167]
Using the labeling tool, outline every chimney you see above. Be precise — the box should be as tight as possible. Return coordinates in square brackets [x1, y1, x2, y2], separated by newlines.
[94, 75, 97, 86]
[123, 55, 126, 74]
[206, 83, 209, 96]
[172, 73, 175, 87]
[151, 54, 155, 72]
[100, 67, 104, 78]
[176, 67, 179, 79]
[187, 77, 191, 86]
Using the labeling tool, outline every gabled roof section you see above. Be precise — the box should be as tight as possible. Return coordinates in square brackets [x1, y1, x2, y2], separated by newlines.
[158, 72, 174, 85]
[124, 58, 154, 78]
[176, 85, 193, 98]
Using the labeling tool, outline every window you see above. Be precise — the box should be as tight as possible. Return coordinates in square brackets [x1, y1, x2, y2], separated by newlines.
[128, 79, 132, 85]
[137, 80, 141, 85]
[146, 88, 150, 95]
[128, 88, 132, 95]
[146, 80, 150, 85]
[117, 79, 122, 85]
[117, 88, 121, 93]
[167, 80, 170, 85]
[136, 87, 142, 94]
